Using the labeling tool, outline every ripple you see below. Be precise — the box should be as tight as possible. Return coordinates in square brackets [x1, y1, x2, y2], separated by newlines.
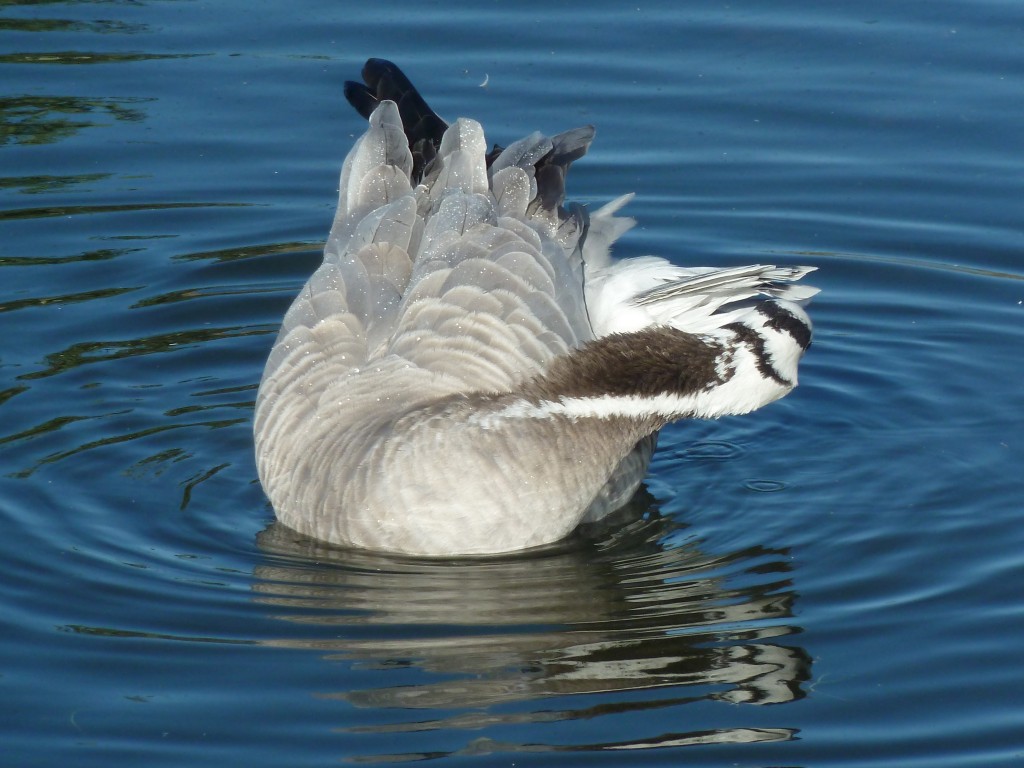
[744, 479, 787, 493]
[0, 51, 201, 65]
[0, 94, 151, 147]
[2, 4, 1023, 766]
[673, 439, 745, 462]
[16, 325, 268, 381]
[251, 517, 810, 759]
[0, 201, 249, 222]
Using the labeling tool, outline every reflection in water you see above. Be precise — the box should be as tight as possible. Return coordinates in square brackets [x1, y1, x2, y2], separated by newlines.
[172, 241, 317, 264]
[0, 52, 196, 65]
[0, 200, 247, 223]
[254, 505, 810, 760]
[19, 324, 268, 381]
[0, 94, 149, 146]
[0, 17, 147, 35]
[0, 285, 136, 314]
[0, 173, 109, 195]
[0, 247, 138, 267]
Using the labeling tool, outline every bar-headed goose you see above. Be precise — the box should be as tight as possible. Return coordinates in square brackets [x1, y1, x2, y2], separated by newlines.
[254, 59, 817, 556]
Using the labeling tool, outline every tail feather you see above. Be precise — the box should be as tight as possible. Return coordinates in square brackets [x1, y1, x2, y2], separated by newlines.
[635, 264, 818, 306]
[586, 258, 817, 337]
[580, 193, 636, 271]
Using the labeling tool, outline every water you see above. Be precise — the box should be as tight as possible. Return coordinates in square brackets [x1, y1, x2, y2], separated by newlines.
[2, 1, 1023, 765]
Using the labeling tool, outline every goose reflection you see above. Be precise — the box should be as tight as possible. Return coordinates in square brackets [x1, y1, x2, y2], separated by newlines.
[252, 498, 810, 755]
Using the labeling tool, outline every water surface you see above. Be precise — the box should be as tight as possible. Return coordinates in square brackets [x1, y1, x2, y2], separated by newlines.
[2, 1, 1023, 765]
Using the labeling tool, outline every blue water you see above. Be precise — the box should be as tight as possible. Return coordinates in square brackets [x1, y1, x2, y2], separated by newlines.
[2, 1, 1023, 765]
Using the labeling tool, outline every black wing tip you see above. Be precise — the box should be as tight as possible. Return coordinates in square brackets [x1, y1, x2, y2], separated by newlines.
[343, 80, 378, 120]
[344, 58, 448, 183]
[362, 58, 405, 88]
[344, 60, 595, 207]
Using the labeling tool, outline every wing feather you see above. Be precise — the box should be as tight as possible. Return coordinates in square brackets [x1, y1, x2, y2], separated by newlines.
[259, 95, 603, 456]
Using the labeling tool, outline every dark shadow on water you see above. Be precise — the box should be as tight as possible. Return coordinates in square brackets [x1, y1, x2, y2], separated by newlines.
[253, 494, 811, 761]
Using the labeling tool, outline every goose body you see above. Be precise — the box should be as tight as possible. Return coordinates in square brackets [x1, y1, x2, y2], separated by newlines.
[254, 59, 818, 556]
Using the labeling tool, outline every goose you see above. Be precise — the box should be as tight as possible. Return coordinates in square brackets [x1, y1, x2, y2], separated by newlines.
[254, 59, 817, 556]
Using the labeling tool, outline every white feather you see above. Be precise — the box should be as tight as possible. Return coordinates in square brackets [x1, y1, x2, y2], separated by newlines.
[586, 258, 818, 337]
